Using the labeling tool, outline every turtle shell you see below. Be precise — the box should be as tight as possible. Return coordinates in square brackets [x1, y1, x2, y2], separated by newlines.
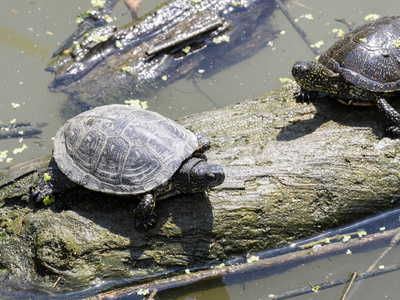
[53, 104, 198, 195]
[318, 15, 400, 93]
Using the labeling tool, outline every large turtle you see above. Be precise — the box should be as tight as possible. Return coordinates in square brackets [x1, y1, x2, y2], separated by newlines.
[31, 104, 225, 228]
[292, 15, 400, 134]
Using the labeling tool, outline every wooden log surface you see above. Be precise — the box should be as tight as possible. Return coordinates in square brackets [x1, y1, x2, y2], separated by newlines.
[1, 83, 400, 294]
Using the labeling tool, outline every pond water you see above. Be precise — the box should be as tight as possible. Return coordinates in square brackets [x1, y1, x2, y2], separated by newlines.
[0, 0, 398, 171]
[158, 208, 400, 300]
[1, 0, 400, 299]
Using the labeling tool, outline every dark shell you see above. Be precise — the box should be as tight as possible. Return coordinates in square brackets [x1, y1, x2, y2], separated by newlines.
[53, 105, 198, 195]
[318, 16, 400, 92]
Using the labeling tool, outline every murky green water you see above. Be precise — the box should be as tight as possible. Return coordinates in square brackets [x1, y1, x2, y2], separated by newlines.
[1, 0, 398, 171]
[1, 0, 400, 299]
[158, 208, 400, 300]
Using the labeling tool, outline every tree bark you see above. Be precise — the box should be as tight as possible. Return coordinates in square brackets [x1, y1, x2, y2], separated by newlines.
[1, 83, 400, 294]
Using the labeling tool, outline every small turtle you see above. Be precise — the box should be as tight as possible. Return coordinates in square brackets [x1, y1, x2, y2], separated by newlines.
[31, 104, 225, 228]
[292, 15, 400, 134]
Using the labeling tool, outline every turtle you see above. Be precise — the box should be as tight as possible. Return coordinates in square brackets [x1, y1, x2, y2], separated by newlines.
[292, 15, 400, 134]
[31, 104, 225, 228]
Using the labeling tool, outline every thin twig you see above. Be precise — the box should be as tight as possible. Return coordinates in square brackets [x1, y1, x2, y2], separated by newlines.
[339, 271, 358, 300]
[291, 0, 323, 14]
[367, 227, 400, 272]
[52, 276, 62, 288]
[269, 262, 400, 300]
[275, 0, 319, 55]
[84, 227, 399, 300]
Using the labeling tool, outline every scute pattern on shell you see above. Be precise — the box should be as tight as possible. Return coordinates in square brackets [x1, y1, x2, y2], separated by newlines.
[318, 15, 400, 92]
[53, 105, 198, 195]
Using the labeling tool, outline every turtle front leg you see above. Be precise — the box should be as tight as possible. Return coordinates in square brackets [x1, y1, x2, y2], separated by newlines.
[133, 193, 157, 229]
[375, 98, 400, 134]
[295, 88, 318, 103]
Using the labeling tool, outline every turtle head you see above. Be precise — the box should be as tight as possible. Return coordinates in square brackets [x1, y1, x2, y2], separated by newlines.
[175, 157, 225, 193]
[292, 61, 341, 93]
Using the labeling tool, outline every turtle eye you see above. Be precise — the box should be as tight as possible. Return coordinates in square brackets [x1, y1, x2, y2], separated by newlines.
[206, 173, 216, 181]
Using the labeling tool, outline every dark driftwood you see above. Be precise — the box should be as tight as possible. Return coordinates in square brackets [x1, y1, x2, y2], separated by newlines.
[46, 0, 278, 115]
[1, 83, 400, 295]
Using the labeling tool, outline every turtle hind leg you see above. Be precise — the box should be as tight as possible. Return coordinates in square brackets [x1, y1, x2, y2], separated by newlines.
[375, 98, 400, 135]
[133, 193, 157, 229]
[31, 163, 76, 205]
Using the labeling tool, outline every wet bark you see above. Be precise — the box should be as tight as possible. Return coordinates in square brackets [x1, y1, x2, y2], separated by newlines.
[1, 83, 400, 294]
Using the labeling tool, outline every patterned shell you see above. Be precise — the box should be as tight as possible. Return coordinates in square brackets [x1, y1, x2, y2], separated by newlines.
[53, 104, 198, 195]
[318, 15, 400, 92]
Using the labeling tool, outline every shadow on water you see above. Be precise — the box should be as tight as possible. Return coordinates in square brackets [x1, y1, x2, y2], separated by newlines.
[153, 207, 400, 300]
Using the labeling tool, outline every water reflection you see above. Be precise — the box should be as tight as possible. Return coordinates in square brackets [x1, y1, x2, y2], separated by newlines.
[154, 207, 400, 300]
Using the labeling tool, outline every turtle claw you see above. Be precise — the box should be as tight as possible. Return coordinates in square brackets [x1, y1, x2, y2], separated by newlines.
[134, 213, 158, 230]
[295, 89, 318, 104]
[385, 125, 400, 136]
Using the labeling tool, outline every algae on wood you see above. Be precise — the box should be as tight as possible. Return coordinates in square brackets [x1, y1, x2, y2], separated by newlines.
[1, 83, 400, 294]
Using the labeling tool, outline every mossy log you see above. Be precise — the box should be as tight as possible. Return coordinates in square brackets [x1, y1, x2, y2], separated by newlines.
[1, 83, 400, 294]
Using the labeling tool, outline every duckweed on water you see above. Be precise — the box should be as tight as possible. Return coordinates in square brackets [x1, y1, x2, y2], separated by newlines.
[342, 235, 351, 243]
[304, 14, 313, 20]
[104, 14, 113, 23]
[310, 40, 324, 48]
[115, 40, 123, 48]
[246, 255, 259, 263]
[215, 263, 225, 269]
[0, 150, 8, 162]
[213, 34, 230, 44]
[332, 28, 346, 38]
[11, 103, 20, 109]
[181, 45, 191, 53]
[365, 13, 380, 21]
[12, 144, 28, 155]
[91, 0, 106, 8]
[124, 99, 148, 109]
[137, 288, 150, 295]
[357, 230, 367, 238]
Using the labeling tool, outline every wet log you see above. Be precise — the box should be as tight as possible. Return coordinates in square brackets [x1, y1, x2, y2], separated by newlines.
[1, 83, 400, 294]
[46, 0, 278, 115]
